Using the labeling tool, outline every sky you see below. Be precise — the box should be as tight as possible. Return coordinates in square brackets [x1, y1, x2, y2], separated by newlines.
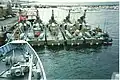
[20, 0, 119, 2]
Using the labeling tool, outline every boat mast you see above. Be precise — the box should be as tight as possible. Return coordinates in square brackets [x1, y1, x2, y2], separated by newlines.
[51, 9, 55, 20]
[68, 9, 70, 19]
[64, 9, 71, 23]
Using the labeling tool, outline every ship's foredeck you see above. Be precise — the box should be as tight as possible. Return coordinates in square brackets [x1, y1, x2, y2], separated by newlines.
[0, 48, 29, 80]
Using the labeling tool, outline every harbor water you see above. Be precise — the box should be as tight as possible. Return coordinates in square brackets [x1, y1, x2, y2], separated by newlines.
[36, 9, 119, 79]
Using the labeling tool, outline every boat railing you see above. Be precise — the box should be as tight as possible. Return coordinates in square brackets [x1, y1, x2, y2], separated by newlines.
[0, 42, 17, 55]
[25, 42, 47, 80]
[28, 54, 33, 80]
[7, 22, 24, 42]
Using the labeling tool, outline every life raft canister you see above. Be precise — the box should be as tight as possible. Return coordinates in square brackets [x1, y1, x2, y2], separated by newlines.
[18, 15, 27, 22]
[34, 32, 40, 37]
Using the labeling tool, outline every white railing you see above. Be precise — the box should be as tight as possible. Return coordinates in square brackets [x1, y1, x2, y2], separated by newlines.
[26, 41, 47, 80]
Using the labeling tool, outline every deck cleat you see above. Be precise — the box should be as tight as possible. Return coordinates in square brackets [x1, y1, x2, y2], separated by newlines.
[90, 42, 93, 45]
[96, 42, 99, 45]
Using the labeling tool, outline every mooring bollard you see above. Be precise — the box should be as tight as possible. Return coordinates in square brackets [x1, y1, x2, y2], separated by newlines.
[96, 42, 99, 45]
[38, 44, 40, 46]
[90, 42, 93, 45]
[58, 43, 60, 46]
[71, 43, 74, 46]
[52, 43, 54, 46]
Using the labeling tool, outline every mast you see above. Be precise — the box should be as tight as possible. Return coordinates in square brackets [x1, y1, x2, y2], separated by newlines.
[83, 9, 87, 18]
[49, 10, 56, 24]
[63, 9, 71, 23]
[68, 9, 70, 19]
[52, 10, 54, 19]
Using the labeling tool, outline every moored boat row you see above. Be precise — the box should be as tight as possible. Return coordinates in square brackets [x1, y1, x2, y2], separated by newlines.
[1, 7, 112, 47]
